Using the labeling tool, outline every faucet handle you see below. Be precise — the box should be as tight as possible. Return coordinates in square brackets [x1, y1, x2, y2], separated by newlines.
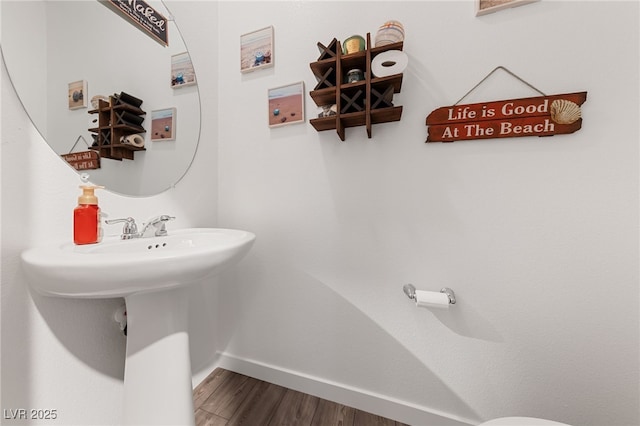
[105, 217, 138, 239]
[155, 215, 175, 236]
[144, 215, 175, 224]
[142, 215, 175, 237]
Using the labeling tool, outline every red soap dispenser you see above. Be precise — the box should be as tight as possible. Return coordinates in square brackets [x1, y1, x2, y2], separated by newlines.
[74, 185, 104, 245]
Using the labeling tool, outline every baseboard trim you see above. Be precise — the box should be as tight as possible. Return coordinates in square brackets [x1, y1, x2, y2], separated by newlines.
[212, 351, 475, 426]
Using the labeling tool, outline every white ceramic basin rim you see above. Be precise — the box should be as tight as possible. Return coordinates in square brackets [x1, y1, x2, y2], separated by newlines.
[21, 228, 255, 298]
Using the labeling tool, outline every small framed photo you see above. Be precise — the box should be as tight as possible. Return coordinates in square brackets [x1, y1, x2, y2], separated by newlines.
[476, 0, 539, 16]
[268, 81, 305, 128]
[68, 80, 87, 110]
[241, 26, 274, 73]
[151, 108, 176, 141]
[171, 52, 197, 88]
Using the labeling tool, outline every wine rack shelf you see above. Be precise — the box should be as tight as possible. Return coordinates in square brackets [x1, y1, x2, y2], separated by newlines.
[88, 93, 146, 161]
[309, 33, 404, 141]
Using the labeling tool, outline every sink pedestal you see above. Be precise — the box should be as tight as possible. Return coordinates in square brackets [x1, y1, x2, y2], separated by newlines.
[123, 288, 195, 426]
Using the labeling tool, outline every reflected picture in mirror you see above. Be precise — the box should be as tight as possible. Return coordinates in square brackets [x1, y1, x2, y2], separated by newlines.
[171, 52, 196, 88]
[68, 80, 88, 110]
[151, 108, 177, 141]
[0, 0, 201, 196]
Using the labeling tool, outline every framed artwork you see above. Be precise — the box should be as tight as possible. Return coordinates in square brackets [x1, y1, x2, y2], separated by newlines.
[476, 0, 539, 16]
[171, 52, 197, 88]
[68, 80, 87, 110]
[151, 108, 177, 141]
[268, 81, 305, 128]
[241, 26, 274, 73]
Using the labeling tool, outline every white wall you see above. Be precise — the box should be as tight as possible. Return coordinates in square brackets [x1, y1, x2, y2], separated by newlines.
[1, 2, 219, 424]
[216, 1, 639, 425]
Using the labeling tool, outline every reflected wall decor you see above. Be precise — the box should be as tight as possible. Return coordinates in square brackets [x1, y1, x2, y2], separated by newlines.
[68, 80, 87, 110]
[151, 108, 177, 141]
[171, 52, 196, 88]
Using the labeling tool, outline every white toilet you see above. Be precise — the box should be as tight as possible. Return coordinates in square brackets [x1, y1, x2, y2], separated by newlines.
[480, 417, 570, 426]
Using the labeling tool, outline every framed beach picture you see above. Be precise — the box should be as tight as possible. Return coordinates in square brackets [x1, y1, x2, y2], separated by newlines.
[68, 80, 87, 110]
[476, 0, 539, 16]
[151, 108, 176, 141]
[268, 81, 305, 128]
[241, 26, 274, 73]
[171, 52, 196, 88]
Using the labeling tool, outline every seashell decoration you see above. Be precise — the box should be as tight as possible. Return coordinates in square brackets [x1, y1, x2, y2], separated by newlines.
[374, 20, 405, 47]
[550, 99, 582, 124]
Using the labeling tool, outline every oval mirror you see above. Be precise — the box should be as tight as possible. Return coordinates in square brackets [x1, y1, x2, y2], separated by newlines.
[1, 0, 201, 196]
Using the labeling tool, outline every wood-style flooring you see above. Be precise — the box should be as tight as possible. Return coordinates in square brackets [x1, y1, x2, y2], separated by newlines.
[193, 368, 408, 426]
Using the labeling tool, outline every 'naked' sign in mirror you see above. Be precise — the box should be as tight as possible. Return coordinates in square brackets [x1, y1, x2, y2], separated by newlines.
[102, 0, 168, 46]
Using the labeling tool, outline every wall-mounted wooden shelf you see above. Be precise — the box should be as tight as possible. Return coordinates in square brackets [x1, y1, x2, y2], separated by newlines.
[88, 94, 146, 160]
[309, 33, 404, 141]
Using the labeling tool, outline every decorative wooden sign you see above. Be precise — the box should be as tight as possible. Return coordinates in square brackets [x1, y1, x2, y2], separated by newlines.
[426, 92, 587, 143]
[61, 151, 101, 171]
[103, 0, 168, 46]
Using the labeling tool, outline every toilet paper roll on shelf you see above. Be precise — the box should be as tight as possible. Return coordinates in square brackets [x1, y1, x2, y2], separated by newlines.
[403, 284, 456, 309]
[120, 133, 145, 148]
[371, 50, 409, 78]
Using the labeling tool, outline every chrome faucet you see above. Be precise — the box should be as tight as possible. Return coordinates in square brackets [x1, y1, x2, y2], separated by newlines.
[139, 215, 175, 238]
[104, 217, 139, 239]
[105, 215, 175, 239]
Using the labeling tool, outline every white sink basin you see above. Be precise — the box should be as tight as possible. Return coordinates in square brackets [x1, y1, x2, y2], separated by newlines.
[22, 228, 255, 298]
[21, 227, 255, 425]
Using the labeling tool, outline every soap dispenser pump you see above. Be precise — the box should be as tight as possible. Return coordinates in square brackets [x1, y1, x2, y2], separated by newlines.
[74, 184, 104, 245]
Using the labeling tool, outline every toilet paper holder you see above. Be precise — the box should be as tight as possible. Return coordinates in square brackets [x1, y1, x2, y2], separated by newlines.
[403, 284, 456, 305]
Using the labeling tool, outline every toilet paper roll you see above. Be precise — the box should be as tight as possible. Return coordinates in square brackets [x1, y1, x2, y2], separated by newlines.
[415, 290, 450, 309]
[371, 50, 408, 78]
[120, 134, 145, 148]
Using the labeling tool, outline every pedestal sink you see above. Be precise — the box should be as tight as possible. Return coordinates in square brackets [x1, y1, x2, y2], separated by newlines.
[21, 228, 255, 425]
